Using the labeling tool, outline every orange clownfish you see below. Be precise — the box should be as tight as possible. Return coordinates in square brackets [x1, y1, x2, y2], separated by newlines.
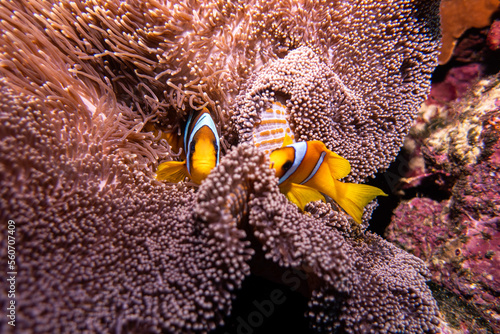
[156, 108, 220, 184]
[269, 135, 387, 224]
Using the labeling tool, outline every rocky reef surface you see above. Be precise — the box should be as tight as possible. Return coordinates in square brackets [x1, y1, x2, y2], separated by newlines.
[385, 54, 500, 334]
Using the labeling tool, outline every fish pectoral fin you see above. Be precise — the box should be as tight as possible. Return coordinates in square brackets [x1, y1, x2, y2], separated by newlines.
[284, 183, 325, 211]
[282, 133, 294, 147]
[324, 150, 351, 180]
[332, 181, 387, 224]
[155, 161, 189, 183]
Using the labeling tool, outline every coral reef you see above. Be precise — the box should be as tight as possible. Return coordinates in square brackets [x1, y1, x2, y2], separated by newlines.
[0, 0, 442, 333]
[386, 75, 500, 333]
[487, 20, 500, 50]
[427, 63, 484, 105]
[438, 0, 499, 64]
[429, 18, 500, 107]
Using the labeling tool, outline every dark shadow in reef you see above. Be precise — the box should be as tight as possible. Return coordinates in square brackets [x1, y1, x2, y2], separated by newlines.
[212, 273, 312, 334]
[213, 217, 313, 334]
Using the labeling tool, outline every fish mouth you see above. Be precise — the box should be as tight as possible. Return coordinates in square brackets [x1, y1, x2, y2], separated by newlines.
[270, 162, 274, 169]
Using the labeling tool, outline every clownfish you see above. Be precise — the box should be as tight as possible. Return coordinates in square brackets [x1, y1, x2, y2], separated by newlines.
[252, 97, 295, 156]
[156, 108, 220, 184]
[269, 135, 387, 224]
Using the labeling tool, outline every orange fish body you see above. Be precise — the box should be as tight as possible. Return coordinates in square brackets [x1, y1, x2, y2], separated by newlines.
[144, 123, 183, 154]
[155, 108, 219, 185]
[269, 138, 387, 224]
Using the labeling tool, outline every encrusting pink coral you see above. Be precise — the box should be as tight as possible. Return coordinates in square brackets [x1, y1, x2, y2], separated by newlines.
[0, 0, 442, 333]
[386, 75, 500, 332]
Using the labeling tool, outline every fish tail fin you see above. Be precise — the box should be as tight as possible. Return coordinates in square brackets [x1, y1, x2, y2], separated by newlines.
[156, 161, 189, 183]
[284, 183, 325, 211]
[331, 181, 387, 224]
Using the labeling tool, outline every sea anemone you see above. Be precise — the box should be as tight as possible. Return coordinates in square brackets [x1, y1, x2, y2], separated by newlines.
[0, 0, 441, 332]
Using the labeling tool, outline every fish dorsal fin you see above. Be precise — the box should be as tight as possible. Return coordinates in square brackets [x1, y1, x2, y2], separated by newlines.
[282, 133, 294, 147]
[324, 149, 351, 180]
[155, 161, 189, 183]
[284, 183, 325, 211]
[307, 141, 351, 180]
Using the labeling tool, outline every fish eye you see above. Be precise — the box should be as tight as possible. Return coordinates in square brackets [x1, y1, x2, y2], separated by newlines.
[282, 160, 293, 172]
[190, 141, 196, 152]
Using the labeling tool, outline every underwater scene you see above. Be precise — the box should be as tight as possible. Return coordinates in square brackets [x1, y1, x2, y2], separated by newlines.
[0, 0, 499, 333]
